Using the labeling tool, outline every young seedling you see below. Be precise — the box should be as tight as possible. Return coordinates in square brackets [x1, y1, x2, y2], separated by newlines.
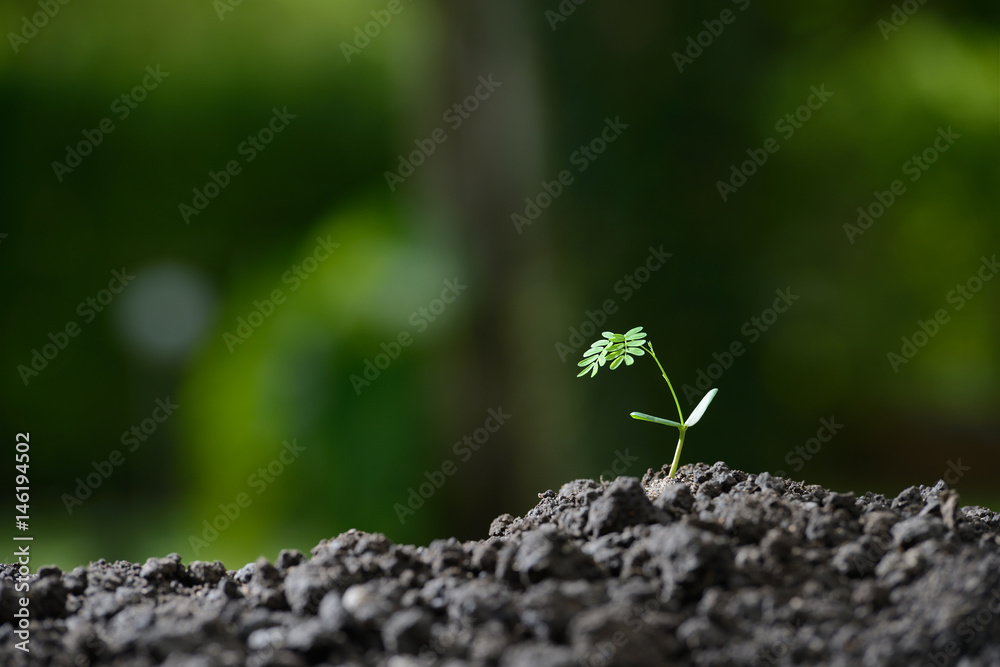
[577, 326, 718, 478]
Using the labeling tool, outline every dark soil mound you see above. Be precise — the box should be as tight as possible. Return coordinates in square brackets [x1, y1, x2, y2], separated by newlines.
[4, 462, 1000, 666]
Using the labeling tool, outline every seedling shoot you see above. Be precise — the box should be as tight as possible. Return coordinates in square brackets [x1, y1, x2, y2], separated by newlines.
[577, 326, 718, 478]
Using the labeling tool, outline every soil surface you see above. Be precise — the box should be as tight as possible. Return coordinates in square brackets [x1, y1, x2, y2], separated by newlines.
[4, 462, 1000, 666]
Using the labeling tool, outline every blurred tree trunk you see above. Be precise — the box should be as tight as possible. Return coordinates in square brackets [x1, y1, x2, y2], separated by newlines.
[424, 0, 574, 537]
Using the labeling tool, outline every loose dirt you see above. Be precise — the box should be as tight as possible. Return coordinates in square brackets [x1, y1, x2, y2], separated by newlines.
[3, 462, 999, 666]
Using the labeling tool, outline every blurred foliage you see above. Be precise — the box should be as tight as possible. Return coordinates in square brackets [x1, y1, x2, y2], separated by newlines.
[1, 0, 998, 570]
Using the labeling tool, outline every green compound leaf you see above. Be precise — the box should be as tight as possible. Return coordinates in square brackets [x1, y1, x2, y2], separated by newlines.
[577, 361, 600, 377]
[577, 327, 650, 378]
[686, 387, 718, 427]
[578, 340, 610, 377]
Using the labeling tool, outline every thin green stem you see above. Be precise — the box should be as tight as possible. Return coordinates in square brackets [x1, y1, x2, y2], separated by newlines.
[644, 342, 685, 425]
[668, 427, 687, 478]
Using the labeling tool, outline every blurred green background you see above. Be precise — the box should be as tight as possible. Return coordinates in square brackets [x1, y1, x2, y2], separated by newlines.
[1, 0, 998, 570]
